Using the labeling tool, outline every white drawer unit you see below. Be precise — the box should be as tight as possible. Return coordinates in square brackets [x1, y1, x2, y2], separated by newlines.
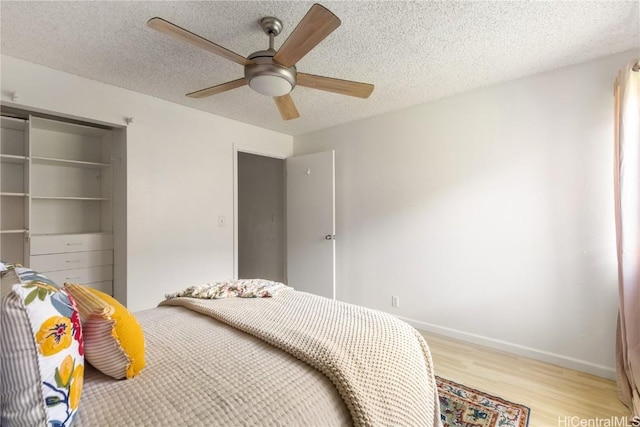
[30, 233, 113, 255]
[31, 233, 114, 295]
[30, 250, 113, 272]
[44, 265, 113, 286]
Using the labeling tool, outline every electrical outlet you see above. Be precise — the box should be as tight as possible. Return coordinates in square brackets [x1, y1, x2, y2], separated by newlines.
[392, 296, 399, 308]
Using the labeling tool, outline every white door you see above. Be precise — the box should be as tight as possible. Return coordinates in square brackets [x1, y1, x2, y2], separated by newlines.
[286, 151, 335, 299]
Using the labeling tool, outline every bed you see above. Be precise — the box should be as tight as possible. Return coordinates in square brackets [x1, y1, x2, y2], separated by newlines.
[1, 272, 441, 427]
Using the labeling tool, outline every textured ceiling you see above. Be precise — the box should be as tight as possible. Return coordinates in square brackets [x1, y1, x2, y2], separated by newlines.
[1, 1, 638, 136]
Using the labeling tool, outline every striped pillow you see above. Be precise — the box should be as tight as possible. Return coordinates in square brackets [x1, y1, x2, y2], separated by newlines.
[64, 284, 145, 379]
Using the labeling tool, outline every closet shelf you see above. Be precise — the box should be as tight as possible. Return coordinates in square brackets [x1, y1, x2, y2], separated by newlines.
[1, 192, 29, 197]
[0, 154, 29, 164]
[0, 229, 29, 234]
[31, 156, 111, 169]
[0, 116, 27, 131]
[31, 231, 111, 237]
[31, 196, 111, 201]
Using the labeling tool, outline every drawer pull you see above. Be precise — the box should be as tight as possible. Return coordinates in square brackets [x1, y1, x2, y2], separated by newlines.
[65, 260, 82, 263]
[65, 276, 81, 281]
[66, 242, 83, 246]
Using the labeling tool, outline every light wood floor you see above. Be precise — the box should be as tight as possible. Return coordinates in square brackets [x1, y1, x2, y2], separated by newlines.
[421, 331, 631, 427]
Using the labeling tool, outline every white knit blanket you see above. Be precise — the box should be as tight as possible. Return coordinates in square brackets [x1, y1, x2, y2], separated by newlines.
[160, 289, 441, 427]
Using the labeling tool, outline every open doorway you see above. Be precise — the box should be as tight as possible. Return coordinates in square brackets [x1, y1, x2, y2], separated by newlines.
[237, 151, 286, 282]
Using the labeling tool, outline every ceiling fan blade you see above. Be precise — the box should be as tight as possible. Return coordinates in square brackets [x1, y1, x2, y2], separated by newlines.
[273, 4, 341, 68]
[147, 17, 253, 66]
[186, 78, 247, 98]
[297, 73, 374, 99]
[274, 94, 300, 120]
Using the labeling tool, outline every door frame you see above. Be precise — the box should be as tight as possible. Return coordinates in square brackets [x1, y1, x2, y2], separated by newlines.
[233, 143, 288, 280]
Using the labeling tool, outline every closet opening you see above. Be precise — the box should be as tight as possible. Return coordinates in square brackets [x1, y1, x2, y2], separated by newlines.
[236, 151, 285, 283]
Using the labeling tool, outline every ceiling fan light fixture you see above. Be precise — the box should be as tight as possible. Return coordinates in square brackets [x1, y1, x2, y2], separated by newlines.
[248, 74, 293, 97]
[245, 52, 297, 97]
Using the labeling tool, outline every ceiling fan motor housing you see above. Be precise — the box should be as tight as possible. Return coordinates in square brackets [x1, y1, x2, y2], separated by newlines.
[245, 49, 297, 96]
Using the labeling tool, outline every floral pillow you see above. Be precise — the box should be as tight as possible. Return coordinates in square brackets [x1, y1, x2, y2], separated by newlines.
[0, 276, 84, 427]
[2, 266, 58, 297]
[0, 261, 23, 273]
[14, 266, 58, 286]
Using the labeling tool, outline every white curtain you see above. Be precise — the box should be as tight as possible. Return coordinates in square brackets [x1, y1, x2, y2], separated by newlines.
[615, 59, 640, 414]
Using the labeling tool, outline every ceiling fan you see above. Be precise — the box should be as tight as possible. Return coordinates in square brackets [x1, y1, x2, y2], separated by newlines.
[147, 3, 374, 120]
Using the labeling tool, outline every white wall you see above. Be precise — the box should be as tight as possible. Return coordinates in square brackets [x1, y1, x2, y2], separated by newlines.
[1, 55, 293, 312]
[293, 50, 637, 379]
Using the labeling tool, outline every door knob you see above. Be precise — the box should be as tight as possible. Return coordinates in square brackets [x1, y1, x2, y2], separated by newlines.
[325, 234, 335, 240]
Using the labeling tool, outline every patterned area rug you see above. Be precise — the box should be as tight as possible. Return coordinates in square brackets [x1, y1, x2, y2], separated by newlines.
[437, 376, 530, 427]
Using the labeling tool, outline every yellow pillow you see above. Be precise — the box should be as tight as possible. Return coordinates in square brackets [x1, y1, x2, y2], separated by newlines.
[64, 284, 145, 379]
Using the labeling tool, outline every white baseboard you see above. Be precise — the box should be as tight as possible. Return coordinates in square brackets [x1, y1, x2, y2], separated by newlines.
[396, 315, 616, 381]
